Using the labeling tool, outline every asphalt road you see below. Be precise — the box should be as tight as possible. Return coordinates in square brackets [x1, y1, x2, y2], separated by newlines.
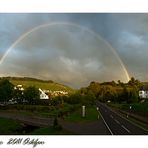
[96, 102, 148, 135]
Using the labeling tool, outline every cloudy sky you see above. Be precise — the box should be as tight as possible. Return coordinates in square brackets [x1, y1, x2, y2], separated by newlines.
[0, 13, 148, 88]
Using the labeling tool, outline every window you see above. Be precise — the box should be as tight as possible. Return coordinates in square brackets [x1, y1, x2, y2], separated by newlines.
[139, 91, 143, 94]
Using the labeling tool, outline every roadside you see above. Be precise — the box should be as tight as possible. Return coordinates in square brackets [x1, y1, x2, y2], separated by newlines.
[118, 110, 148, 130]
[107, 103, 148, 131]
[59, 106, 111, 135]
[59, 118, 110, 135]
[0, 106, 111, 135]
[0, 111, 54, 127]
[118, 110, 148, 125]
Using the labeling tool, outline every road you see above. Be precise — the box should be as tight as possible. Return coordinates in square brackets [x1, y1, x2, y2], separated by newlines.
[96, 102, 148, 135]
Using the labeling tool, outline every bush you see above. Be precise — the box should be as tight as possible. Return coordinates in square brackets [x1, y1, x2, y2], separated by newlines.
[0, 104, 50, 113]
[121, 103, 148, 117]
[52, 117, 62, 130]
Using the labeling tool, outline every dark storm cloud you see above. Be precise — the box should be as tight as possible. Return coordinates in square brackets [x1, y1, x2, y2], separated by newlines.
[103, 14, 148, 81]
[0, 13, 148, 88]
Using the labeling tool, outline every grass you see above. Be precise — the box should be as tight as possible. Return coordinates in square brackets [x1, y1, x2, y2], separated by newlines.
[0, 109, 53, 118]
[0, 103, 76, 118]
[65, 106, 99, 123]
[107, 103, 123, 109]
[0, 116, 73, 135]
[0, 109, 35, 116]
[119, 112, 148, 131]
[29, 126, 74, 135]
[108, 102, 148, 117]
[10, 79, 74, 93]
[0, 103, 77, 118]
[0, 117, 23, 134]
[108, 102, 148, 131]
[127, 117, 148, 131]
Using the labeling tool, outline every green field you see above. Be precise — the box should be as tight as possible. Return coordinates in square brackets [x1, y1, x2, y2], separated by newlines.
[141, 82, 148, 87]
[65, 106, 99, 123]
[9, 78, 74, 93]
[0, 117, 23, 134]
[0, 103, 78, 118]
[108, 102, 148, 117]
[0, 116, 73, 135]
[29, 126, 74, 135]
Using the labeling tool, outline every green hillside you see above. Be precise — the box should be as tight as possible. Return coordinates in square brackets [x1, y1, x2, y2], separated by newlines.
[1, 77, 74, 93]
[141, 82, 148, 87]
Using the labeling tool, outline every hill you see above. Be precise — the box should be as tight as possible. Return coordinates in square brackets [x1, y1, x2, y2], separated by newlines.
[0, 77, 74, 93]
[141, 82, 148, 88]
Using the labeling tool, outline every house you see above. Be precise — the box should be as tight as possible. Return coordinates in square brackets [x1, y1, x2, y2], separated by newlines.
[49, 90, 68, 97]
[139, 87, 148, 99]
[39, 88, 49, 99]
[14, 85, 24, 91]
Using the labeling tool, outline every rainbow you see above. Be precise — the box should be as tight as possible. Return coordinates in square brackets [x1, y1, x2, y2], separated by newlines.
[0, 22, 130, 82]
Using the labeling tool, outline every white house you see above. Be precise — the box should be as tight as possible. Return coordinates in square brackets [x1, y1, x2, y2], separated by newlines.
[14, 85, 24, 91]
[139, 87, 148, 99]
[49, 90, 68, 97]
[39, 88, 49, 100]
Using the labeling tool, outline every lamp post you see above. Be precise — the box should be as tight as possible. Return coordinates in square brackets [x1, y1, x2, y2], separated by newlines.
[82, 105, 86, 117]
[96, 107, 99, 119]
[96, 107, 99, 111]
[127, 105, 132, 118]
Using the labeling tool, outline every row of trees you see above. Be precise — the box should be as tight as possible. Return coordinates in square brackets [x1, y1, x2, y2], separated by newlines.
[0, 79, 40, 105]
[0, 79, 94, 106]
[0, 77, 142, 106]
[83, 77, 140, 104]
[0, 79, 13, 103]
[50, 90, 96, 107]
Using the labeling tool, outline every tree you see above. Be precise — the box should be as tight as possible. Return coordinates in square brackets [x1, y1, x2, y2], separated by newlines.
[127, 88, 138, 103]
[13, 89, 24, 104]
[0, 79, 14, 103]
[128, 77, 141, 88]
[24, 86, 40, 105]
[87, 81, 101, 98]
[98, 85, 117, 102]
[117, 80, 125, 87]
[67, 92, 82, 104]
[51, 96, 63, 106]
[81, 90, 96, 106]
[120, 86, 129, 103]
[111, 81, 117, 87]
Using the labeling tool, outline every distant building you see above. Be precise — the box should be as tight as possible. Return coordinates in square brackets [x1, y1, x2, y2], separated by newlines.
[39, 88, 49, 99]
[14, 85, 24, 91]
[139, 87, 148, 99]
[49, 90, 68, 97]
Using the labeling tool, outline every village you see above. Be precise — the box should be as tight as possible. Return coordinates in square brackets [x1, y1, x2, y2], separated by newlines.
[7, 82, 148, 105]
[8, 84, 69, 104]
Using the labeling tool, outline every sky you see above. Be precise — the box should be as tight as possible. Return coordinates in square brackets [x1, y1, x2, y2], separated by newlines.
[0, 13, 148, 88]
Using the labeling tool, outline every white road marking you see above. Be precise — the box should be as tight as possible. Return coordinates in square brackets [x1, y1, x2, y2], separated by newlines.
[114, 119, 120, 124]
[99, 111, 113, 135]
[121, 125, 131, 133]
[98, 115, 99, 119]
[98, 103, 148, 132]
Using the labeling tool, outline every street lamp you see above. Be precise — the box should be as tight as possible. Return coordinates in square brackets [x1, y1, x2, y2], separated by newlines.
[82, 105, 86, 117]
[96, 107, 100, 119]
[127, 106, 132, 118]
